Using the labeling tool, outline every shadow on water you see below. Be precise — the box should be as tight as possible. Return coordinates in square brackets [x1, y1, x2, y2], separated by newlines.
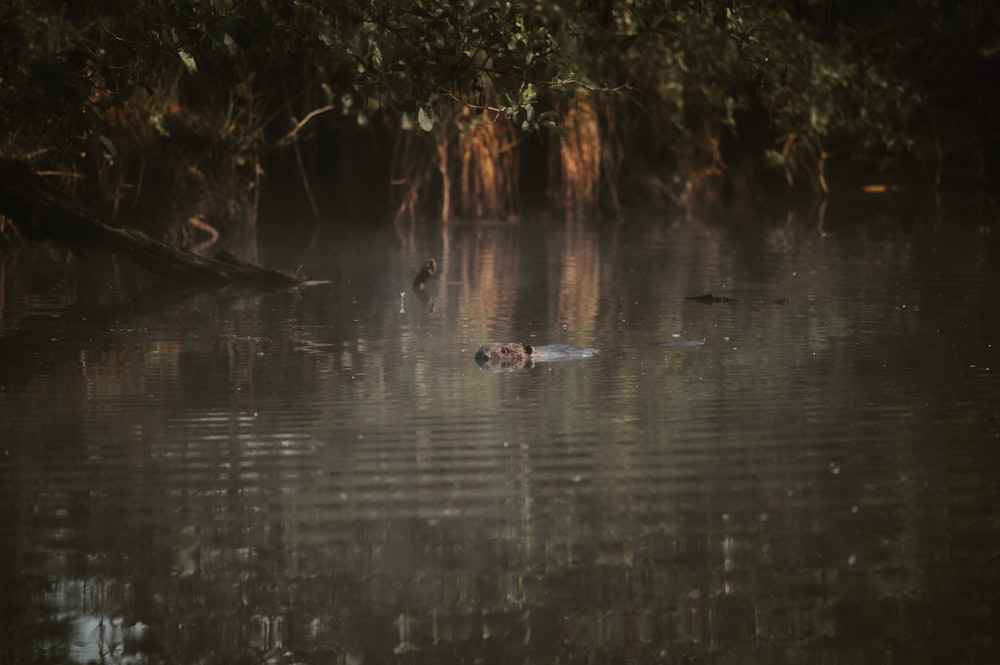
[1, 207, 999, 664]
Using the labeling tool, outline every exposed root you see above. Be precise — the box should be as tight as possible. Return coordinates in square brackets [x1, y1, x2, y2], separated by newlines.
[554, 98, 601, 220]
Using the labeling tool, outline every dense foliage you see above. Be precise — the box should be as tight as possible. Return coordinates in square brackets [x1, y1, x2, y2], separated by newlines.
[1, 0, 996, 231]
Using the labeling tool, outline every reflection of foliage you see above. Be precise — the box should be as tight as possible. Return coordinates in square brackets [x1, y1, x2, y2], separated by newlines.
[0, 0, 996, 223]
[2, 215, 998, 663]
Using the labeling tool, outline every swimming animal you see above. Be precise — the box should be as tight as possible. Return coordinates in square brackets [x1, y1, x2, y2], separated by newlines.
[475, 343, 599, 372]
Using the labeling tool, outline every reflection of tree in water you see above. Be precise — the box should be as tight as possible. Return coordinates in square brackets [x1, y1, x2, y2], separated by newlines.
[2, 219, 998, 664]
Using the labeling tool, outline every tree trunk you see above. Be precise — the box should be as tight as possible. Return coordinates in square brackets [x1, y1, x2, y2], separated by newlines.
[0, 158, 303, 287]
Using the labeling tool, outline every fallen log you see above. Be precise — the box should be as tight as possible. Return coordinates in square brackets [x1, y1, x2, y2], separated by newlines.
[0, 157, 303, 287]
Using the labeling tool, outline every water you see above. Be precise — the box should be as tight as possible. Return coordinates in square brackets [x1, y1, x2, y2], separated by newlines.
[1, 209, 998, 664]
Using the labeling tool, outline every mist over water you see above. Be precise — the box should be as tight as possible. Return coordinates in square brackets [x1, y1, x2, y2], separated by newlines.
[1, 210, 998, 664]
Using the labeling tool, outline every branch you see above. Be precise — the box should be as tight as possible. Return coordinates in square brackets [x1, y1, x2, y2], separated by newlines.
[440, 90, 504, 118]
[553, 77, 632, 95]
[0, 158, 305, 287]
[276, 104, 335, 147]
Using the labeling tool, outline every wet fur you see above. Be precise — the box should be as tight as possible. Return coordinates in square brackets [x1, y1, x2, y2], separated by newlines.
[475, 342, 535, 371]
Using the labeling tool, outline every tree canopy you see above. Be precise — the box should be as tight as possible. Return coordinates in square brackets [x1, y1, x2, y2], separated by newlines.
[1, 0, 996, 230]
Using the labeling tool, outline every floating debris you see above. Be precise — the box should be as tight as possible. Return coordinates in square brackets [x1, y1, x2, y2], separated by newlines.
[686, 293, 738, 304]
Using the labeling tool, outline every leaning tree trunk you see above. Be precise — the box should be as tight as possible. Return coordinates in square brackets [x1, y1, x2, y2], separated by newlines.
[0, 158, 303, 287]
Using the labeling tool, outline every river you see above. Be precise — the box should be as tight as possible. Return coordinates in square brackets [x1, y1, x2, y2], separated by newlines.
[1, 206, 998, 664]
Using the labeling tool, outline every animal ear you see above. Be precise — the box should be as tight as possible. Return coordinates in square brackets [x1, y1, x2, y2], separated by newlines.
[524, 345, 533, 355]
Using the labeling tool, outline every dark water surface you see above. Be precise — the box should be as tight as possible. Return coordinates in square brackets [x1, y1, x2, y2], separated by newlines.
[1, 211, 999, 664]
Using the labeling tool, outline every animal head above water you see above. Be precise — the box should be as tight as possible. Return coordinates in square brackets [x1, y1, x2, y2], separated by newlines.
[475, 342, 535, 371]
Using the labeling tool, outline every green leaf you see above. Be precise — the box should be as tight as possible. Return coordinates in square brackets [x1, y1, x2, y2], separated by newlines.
[619, 34, 641, 52]
[387, 78, 412, 104]
[96, 134, 117, 160]
[177, 49, 198, 74]
[417, 106, 435, 132]
[548, 124, 569, 138]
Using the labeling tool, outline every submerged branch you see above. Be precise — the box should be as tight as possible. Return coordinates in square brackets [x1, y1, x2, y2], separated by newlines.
[0, 158, 304, 287]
